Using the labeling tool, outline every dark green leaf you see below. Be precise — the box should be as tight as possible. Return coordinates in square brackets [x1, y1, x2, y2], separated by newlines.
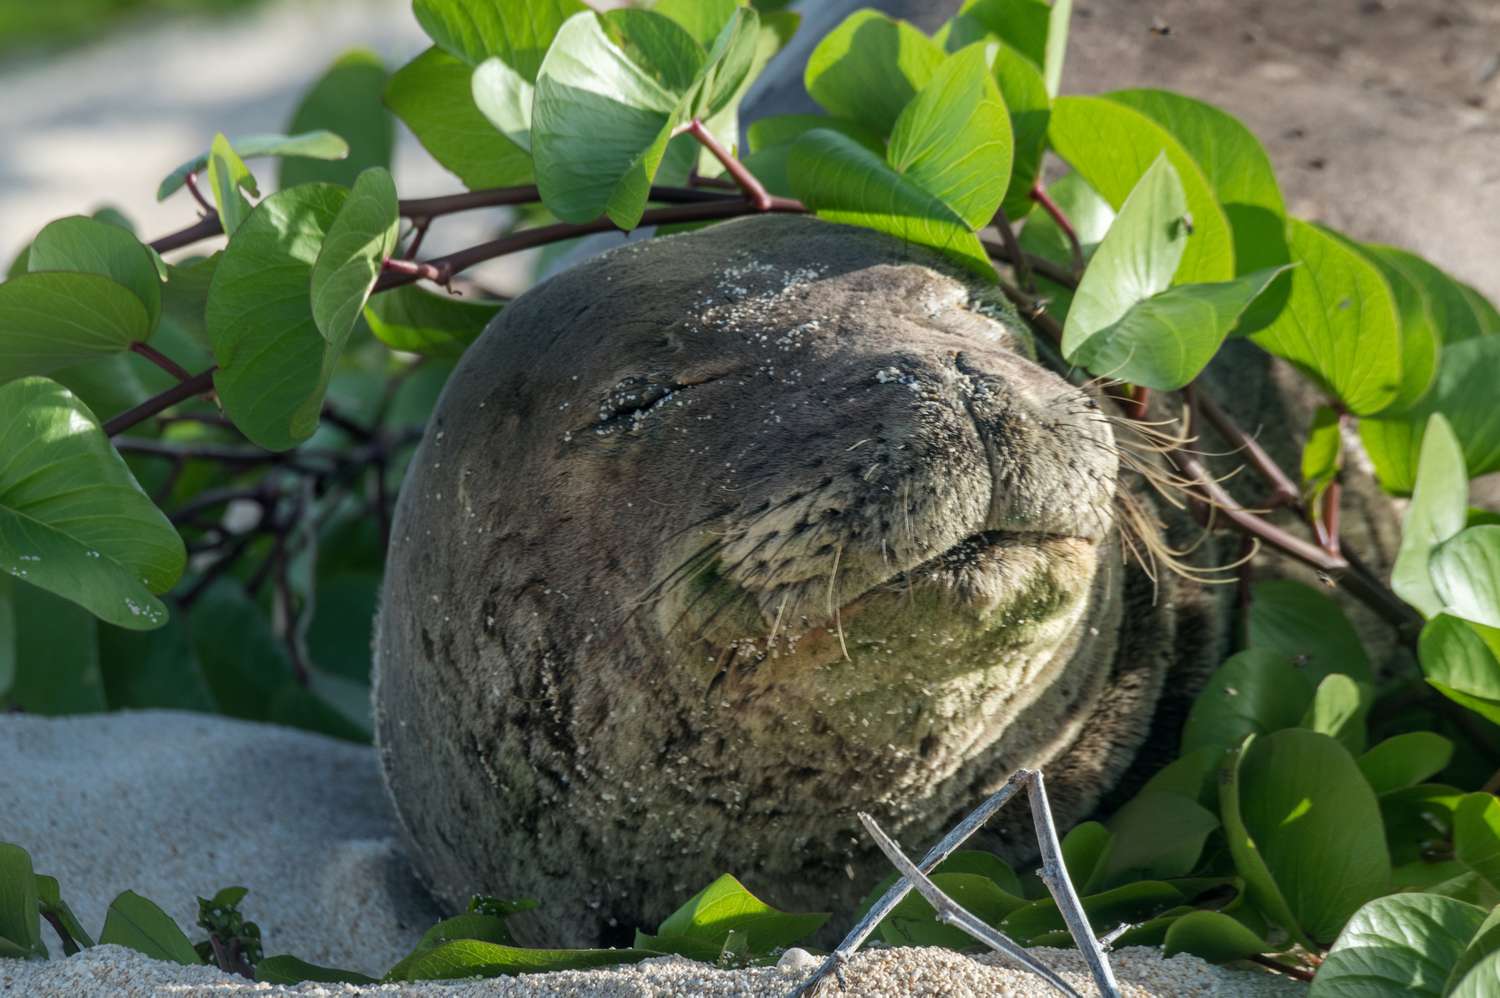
[1250, 219, 1403, 416]
[1060, 820, 1110, 887]
[1301, 673, 1370, 755]
[28, 216, 162, 331]
[410, 913, 517, 955]
[279, 50, 393, 189]
[98, 614, 215, 711]
[742, 114, 882, 198]
[0, 843, 44, 960]
[188, 581, 294, 720]
[1357, 733, 1454, 796]
[1161, 910, 1269, 963]
[99, 890, 201, 965]
[157, 132, 347, 202]
[1182, 649, 1315, 756]
[385, 940, 658, 981]
[0, 378, 181, 627]
[803, 9, 944, 136]
[206, 133, 257, 236]
[875, 872, 1026, 949]
[1446, 905, 1500, 995]
[255, 955, 377, 985]
[1000, 881, 1185, 946]
[310, 167, 399, 346]
[209, 183, 350, 450]
[1430, 526, 1500, 629]
[363, 288, 499, 359]
[1090, 791, 1219, 890]
[1247, 579, 1371, 683]
[0, 272, 150, 381]
[1309, 893, 1486, 998]
[386, 48, 533, 189]
[0, 576, 12, 697]
[1221, 729, 1389, 945]
[1047, 95, 1234, 284]
[3, 581, 104, 713]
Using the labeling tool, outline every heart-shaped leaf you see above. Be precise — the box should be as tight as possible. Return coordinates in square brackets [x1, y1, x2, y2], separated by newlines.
[0, 378, 182, 628]
[157, 131, 348, 201]
[209, 183, 351, 450]
[279, 50, 393, 189]
[1047, 95, 1234, 284]
[1392, 414, 1468, 617]
[1221, 729, 1390, 945]
[1162, 910, 1270, 964]
[1358, 733, 1454, 796]
[387, 48, 533, 189]
[1250, 220, 1403, 416]
[28, 216, 162, 331]
[1090, 791, 1219, 890]
[1248, 579, 1371, 682]
[99, 890, 201, 965]
[1310, 893, 1487, 998]
[790, 44, 1011, 277]
[1430, 526, 1500, 629]
[1418, 614, 1500, 726]
[309, 167, 399, 346]
[0, 272, 150, 382]
[363, 285, 500, 357]
[804, 9, 945, 136]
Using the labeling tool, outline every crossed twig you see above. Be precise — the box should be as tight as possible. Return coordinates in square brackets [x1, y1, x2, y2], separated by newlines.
[789, 769, 1121, 998]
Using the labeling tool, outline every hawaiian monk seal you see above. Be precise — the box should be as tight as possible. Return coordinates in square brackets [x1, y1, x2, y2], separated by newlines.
[373, 214, 1256, 947]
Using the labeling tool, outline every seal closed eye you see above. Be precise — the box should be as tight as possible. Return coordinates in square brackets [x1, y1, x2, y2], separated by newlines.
[372, 214, 1219, 947]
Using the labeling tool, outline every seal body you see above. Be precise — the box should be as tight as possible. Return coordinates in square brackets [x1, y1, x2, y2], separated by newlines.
[373, 216, 1225, 945]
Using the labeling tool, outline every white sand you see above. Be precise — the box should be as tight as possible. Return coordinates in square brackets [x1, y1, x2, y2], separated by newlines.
[0, 711, 1306, 996]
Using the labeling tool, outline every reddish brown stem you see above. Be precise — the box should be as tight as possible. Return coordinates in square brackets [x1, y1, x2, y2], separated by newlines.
[149, 213, 222, 253]
[678, 119, 773, 211]
[1321, 479, 1344, 557]
[381, 257, 449, 285]
[990, 207, 1034, 292]
[1188, 387, 1301, 508]
[1030, 181, 1086, 275]
[129, 340, 193, 382]
[403, 217, 431, 260]
[183, 171, 214, 215]
[1248, 955, 1315, 983]
[104, 367, 217, 436]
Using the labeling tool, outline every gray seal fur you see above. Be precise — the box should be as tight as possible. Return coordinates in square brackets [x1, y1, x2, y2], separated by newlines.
[373, 215, 1244, 946]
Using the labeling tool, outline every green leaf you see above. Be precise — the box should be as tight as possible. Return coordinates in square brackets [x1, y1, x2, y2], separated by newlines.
[0, 843, 44, 960]
[255, 955, 378, 985]
[1302, 405, 1343, 505]
[279, 50, 393, 189]
[0, 378, 181, 628]
[99, 890, 201, 965]
[189, 581, 294, 721]
[363, 286, 499, 358]
[3, 582, 104, 713]
[28, 216, 162, 331]
[0, 271, 150, 382]
[531, 11, 692, 228]
[35, 874, 94, 953]
[1060, 820, 1110, 887]
[1358, 733, 1454, 796]
[206, 133, 257, 237]
[1310, 893, 1487, 998]
[803, 9, 944, 136]
[461, 0, 586, 156]
[471, 54, 536, 153]
[988, 41, 1050, 219]
[874, 872, 1026, 949]
[1016, 171, 1114, 319]
[1047, 95, 1234, 284]
[1449, 951, 1500, 998]
[789, 45, 1011, 278]
[1446, 905, 1500, 995]
[1063, 158, 1287, 393]
[1301, 673, 1370, 755]
[98, 613, 215, 711]
[1247, 579, 1371, 683]
[1362, 337, 1500, 493]
[385, 940, 658, 982]
[413, 0, 585, 75]
[1361, 245, 1441, 414]
[1181, 648, 1315, 757]
[1090, 791, 1219, 890]
[940, 0, 1070, 96]
[1393, 414, 1468, 617]
[1459, 282, 1500, 335]
[309, 167, 399, 346]
[1431, 526, 1500, 629]
[387, 48, 533, 189]
[1221, 729, 1389, 945]
[409, 913, 517, 955]
[643, 874, 827, 959]
[1162, 910, 1269, 963]
[156, 131, 348, 202]
[1250, 219, 1403, 416]
[0, 576, 13, 697]
[1419, 614, 1500, 726]
[1369, 246, 1489, 346]
[1455, 793, 1500, 895]
[1000, 881, 1185, 945]
[208, 183, 351, 451]
[742, 114, 883, 198]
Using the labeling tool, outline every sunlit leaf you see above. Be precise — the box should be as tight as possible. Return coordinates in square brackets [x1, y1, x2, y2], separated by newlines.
[156, 131, 348, 201]
[1181, 648, 1315, 756]
[1418, 614, 1500, 727]
[387, 48, 533, 190]
[363, 285, 500, 357]
[1310, 893, 1486, 998]
[1247, 579, 1371, 683]
[206, 133, 257, 236]
[803, 9, 944, 135]
[385, 939, 658, 981]
[1392, 414, 1469, 616]
[1357, 733, 1454, 797]
[309, 167, 399, 346]
[28, 216, 162, 332]
[1430, 526, 1500, 629]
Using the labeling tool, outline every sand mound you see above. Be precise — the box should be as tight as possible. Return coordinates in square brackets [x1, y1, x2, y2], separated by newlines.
[0, 711, 1305, 996]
